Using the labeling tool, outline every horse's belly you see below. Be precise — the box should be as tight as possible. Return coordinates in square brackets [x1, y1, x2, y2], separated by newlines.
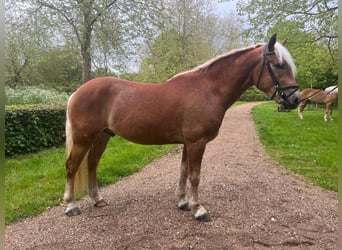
[111, 113, 222, 145]
[110, 115, 184, 145]
[115, 126, 183, 145]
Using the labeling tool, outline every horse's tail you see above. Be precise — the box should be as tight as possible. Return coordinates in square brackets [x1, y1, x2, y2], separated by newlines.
[65, 101, 88, 195]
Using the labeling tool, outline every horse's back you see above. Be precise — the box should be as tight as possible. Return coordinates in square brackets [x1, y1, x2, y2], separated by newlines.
[325, 86, 338, 95]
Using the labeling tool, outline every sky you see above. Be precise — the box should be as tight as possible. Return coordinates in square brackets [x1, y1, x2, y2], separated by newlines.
[214, 0, 238, 17]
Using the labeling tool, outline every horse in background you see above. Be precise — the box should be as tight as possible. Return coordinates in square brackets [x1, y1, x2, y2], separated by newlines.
[298, 86, 338, 121]
[325, 85, 338, 95]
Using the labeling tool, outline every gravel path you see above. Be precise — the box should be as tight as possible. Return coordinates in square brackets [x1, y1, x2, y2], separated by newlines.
[5, 102, 337, 249]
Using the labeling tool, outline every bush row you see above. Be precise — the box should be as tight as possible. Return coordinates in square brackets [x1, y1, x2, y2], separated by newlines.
[5, 103, 66, 157]
[239, 87, 268, 102]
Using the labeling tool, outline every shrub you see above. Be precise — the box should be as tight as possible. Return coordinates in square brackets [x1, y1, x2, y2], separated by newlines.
[5, 86, 69, 105]
[5, 103, 66, 157]
[239, 87, 267, 102]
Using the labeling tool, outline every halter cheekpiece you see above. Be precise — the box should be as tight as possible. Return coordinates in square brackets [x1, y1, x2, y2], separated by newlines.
[256, 45, 299, 109]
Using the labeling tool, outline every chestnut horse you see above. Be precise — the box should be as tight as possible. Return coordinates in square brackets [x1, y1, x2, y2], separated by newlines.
[298, 86, 338, 121]
[64, 34, 301, 221]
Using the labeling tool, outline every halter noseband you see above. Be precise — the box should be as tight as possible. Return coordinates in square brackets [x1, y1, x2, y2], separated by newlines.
[256, 45, 299, 109]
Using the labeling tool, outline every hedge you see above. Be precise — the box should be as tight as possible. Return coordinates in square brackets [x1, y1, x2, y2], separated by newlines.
[239, 87, 268, 102]
[5, 103, 66, 157]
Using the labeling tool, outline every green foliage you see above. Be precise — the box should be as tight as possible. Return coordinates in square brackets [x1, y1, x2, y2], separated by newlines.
[139, 29, 215, 82]
[253, 102, 337, 191]
[5, 139, 176, 224]
[5, 86, 69, 105]
[239, 87, 267, 101]
[5, 103, 66, 157]
[33, 46, 82, 92]
[267, 21, 337, 89]
[237, 0, 337, 49]
[6, 0, 165, 85]
[137, 1, 232, 82]
[237, 1, 337, 90]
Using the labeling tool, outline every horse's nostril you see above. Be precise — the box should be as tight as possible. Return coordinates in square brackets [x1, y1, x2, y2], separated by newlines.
[293, 96, 300, 104]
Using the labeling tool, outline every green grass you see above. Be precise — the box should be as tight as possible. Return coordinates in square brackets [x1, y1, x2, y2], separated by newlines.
[5, 138, 176, 224]
[252, 102, 338, 192]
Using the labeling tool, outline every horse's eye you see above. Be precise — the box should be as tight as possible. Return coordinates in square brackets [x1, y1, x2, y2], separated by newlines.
[274, 63, 284, 69]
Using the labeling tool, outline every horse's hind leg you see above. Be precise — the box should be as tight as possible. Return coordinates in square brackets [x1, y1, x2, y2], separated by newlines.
[64, 144, 90, 216]
[326, 103, 333, 121]
[324, 104, 331, 121]
[176, 145, 190, 211]
[88, 132, 111, 207]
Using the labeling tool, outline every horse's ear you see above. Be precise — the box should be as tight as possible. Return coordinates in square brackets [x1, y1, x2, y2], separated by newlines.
[268, 33, 277, 52]
[281, 38, 288, 46]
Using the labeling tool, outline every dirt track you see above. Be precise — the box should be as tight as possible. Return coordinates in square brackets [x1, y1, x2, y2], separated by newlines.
[5, 102, 337, 249]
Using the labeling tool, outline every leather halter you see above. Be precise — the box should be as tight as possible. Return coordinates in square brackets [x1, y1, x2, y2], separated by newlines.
[256, 45, 299, 109]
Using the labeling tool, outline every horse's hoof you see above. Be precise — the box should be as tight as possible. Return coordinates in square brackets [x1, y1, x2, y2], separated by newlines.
[178, 202, 191, 211]
[195, 213, 212, 222]
[94, 199, 108, 207]
[177, 199, 191, 211]
[65, 207, 81, 217]
[194, 205, 211, 222]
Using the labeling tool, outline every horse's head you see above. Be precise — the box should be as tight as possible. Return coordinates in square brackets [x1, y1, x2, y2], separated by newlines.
[255, 34, 301, 111]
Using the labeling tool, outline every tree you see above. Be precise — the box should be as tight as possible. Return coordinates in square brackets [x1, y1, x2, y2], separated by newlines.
[33, 46, 83, 92]
[138, 0, 245, 82]
[7, 0, 165, 84]
[139, 29, 214, 82]
[232, 0, 337, 89]
[5, 1, 52, 87]
[215, 9, 249, 53]
[266, 20, 337, 89]
[236, 0, 337, 54]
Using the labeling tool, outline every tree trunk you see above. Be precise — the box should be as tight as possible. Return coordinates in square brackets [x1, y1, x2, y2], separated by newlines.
[81, 1, 93, 83]
[82, 49, 92, 83]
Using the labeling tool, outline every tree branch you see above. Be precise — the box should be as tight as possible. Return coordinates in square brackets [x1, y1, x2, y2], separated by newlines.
[35, 0, 82, 44]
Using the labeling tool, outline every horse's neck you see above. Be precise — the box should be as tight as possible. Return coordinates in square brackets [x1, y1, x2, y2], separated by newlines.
[203, 49, 261, 109]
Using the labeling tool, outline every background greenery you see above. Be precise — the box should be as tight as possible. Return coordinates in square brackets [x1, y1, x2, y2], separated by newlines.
[253, 102, 338, 192]
[5, 0, 337, 89]
[5, 103, 66, 157]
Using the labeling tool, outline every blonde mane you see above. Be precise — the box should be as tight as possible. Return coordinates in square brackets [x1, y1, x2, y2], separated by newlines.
[168, 42, 296, 80]
[168, 44, 262, 80]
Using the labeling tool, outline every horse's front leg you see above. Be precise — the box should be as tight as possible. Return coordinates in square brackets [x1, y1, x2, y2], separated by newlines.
[176, 145, 190, 211]
[187, 142, 211, 222]
[298, 104, 304, 119]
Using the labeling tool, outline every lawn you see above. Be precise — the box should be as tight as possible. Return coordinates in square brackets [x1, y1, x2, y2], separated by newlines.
[252, 102, 338, 192]
[5, 138, 176, 224]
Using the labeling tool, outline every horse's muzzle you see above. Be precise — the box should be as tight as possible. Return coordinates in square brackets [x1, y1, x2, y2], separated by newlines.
[278, 90, 301, 112]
